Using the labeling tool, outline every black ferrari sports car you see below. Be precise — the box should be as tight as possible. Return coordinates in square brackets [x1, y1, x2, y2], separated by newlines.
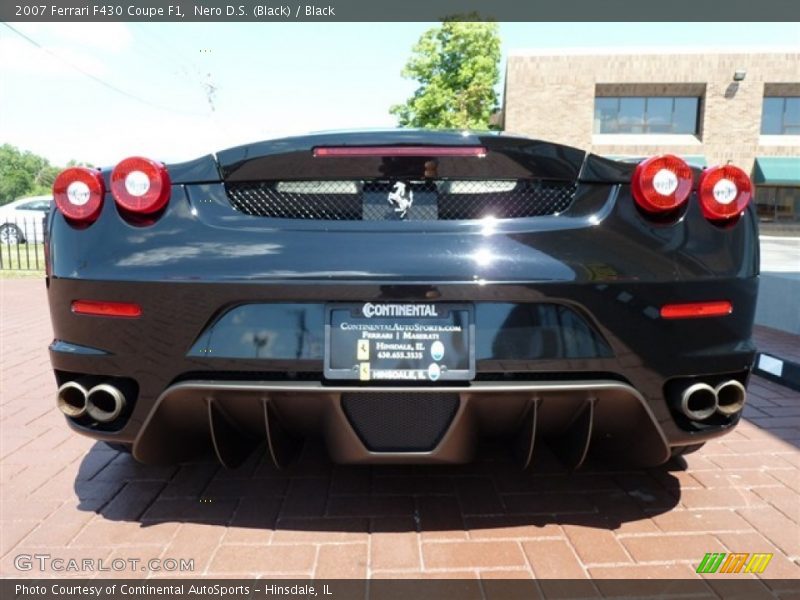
[48, 130, 758, 469]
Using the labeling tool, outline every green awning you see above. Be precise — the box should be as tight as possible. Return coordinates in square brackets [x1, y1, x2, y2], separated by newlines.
[681, 155, 707, 168]
[753, 157, 800, 185]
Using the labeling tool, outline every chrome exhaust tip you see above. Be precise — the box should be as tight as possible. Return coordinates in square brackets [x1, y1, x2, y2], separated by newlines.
[680, 383, 718, 421]
[715, 380, 746, 416]
[86, 384, 126, 423]
[56, 381, 88, 418]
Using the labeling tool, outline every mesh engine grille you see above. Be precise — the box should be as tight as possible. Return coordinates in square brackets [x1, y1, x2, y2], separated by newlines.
[341, 392, 459, 452]
[226, 180, 577, 221]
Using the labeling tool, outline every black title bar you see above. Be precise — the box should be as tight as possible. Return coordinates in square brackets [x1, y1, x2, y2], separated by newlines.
[4, 0, 800, 22]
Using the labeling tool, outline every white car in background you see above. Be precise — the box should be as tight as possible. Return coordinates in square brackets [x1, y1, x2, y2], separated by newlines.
[0, 195, 52, 244]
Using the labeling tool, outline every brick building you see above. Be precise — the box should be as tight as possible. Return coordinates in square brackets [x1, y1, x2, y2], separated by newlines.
[502, 48, 800, 226]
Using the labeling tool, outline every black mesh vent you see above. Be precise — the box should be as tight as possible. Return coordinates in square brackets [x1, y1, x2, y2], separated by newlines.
[225, 180, 577, 221]
[226, 181, 362, 220]
[341, 392, 459, 452]
[438, 180, 577, 219]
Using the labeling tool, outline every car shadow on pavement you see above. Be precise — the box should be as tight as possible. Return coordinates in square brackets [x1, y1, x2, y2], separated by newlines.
[73, 438, 682, 535]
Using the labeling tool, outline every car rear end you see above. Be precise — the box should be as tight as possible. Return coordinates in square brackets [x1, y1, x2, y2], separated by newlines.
[47, 131, 759, 469]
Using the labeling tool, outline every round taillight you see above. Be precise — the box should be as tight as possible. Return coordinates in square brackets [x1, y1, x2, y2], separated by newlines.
[52, 167, 105, 223]
[698, 164, 752, 221]
[110, 157, 171, 214]
[631, 155, 693, 214]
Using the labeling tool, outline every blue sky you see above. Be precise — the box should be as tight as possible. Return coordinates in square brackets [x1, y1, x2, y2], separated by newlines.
[0, 22, 798, 166]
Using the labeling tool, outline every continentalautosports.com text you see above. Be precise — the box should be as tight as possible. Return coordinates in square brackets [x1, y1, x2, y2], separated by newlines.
[14, 554, 194, 573]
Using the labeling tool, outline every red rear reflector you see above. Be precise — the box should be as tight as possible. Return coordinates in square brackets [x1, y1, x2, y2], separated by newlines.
[71, 300, 142, 318]
[660, 301, 732, 319]
[313, 146, 487, 158]
[698, 164, 752, 221]
[52, 167, 105, 224]
[110, 156, 171, 215]
[631, 155, 693, 213]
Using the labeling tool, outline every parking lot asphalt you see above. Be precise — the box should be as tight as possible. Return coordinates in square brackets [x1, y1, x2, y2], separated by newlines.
[1, 278, 799, 586]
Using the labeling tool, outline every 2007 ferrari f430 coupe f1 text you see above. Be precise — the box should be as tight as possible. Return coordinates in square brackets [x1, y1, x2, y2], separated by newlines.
[48, 131, 758, 469]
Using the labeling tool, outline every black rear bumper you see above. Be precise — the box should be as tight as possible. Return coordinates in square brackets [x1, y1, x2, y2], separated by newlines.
[48, 274, 757, 464]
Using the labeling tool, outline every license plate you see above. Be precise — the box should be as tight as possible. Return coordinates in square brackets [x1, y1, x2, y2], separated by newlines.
[324, 303, 475, 382]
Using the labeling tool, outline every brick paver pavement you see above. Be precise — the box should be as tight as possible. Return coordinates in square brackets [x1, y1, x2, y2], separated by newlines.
[1, 278, 799, 584]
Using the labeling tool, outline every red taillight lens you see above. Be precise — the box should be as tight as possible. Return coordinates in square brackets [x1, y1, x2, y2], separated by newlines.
[110, 156, 171, 214]
[698, 164, 752, 221]
[71, 300, 142, 318]
[631, 155, 693, 214]
[313, 146, 487, 157]
[52, 167, 105, 224]
[660, 301, 732, 319]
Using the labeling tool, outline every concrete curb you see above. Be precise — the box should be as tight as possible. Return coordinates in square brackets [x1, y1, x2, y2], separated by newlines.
[753, 352, 800, 392]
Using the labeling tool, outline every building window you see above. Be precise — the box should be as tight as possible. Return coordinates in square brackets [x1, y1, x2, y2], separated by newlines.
[761, 97, 800, 135]
[594, 97, 700, 134]
[756, 186, 800, 222]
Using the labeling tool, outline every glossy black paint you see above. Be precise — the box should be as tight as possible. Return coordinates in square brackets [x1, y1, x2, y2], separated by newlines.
[47, 131, 759, 456]
[217, 131, 586, 182]
[187, 302, 612, 362]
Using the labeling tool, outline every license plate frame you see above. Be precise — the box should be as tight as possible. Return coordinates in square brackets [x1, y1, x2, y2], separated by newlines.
[324, 303, 475, 382]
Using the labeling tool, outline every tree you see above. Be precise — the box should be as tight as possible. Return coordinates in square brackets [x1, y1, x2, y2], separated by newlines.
[391, 18, 501, 130]
[35, 165, 62, 191]
[0, 144, 42, 204]
[0, 145, 89, 205]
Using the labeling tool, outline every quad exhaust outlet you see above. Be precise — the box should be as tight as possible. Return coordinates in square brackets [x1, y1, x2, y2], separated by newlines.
[86, 383, 126, 423]
[680, 383, 718, 421]
[56, 381, 89, 418]
[677, 379, 747, 421]
[715, 380, 747, 416]
[56, 381, 127, 423]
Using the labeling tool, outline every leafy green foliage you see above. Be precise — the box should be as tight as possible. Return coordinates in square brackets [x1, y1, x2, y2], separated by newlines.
[0, 145, 47, 204]
[391, 19, 501, 130]
[0, 145, 91, 205]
